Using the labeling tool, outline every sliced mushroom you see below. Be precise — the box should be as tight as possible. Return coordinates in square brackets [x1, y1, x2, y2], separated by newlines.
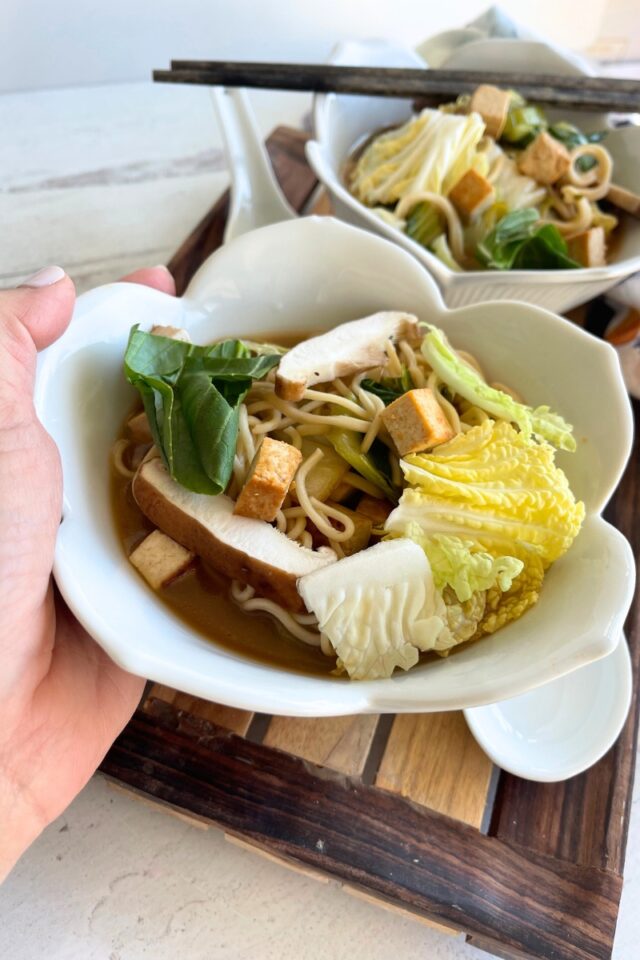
[275, 311, 421, 401]
[132, 458, 334, 611]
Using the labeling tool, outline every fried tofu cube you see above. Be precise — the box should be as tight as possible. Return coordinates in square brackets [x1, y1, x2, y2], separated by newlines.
[469, 85, 511, 139]
[355, 495, 392, 527]
[234, 437, 302, 522]
[448, 169, 495, 221]
[129, 529, 194, 589]
[127, 410, 152, 445]
[517, 131, 571, 185]
[381, 388, 455, 456]
[567, 227, 607, 267]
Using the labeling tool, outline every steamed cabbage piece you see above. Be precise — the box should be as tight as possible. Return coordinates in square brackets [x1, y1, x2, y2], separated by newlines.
[388, 420, 584, 563]
[385, 418, 584, 641]
[412, 532, 524, 603]
[350, 109, 486, 206]
[298, 539, 464, 681]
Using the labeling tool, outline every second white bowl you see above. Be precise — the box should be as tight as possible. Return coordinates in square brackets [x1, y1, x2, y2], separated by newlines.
[307, 38, 640, 313]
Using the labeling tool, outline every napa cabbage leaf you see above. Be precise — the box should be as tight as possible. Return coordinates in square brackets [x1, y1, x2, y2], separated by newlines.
[386, 419, 584, 567]
[421, 325, 577, 451]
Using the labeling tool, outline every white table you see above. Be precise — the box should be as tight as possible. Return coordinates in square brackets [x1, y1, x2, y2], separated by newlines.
[0, 80, 638, 960]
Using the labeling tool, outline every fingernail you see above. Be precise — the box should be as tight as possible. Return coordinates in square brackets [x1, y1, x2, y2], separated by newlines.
[19, 265, 66, 288]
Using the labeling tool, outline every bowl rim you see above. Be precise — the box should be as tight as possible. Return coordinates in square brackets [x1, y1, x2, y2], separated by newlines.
[309, 37, 640, 285]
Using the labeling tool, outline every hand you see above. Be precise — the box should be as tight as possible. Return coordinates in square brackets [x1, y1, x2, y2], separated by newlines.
[0, 264, 176, 881]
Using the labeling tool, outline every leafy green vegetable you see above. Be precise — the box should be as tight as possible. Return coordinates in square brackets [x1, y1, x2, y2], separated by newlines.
[548, 122, 606, 172]
[420, 325, 577, 451]
[361, 368, 413, 406]
[124, 327, 281, 494]
[403, 531, 523, 603]
[476, 208, 580, 271]
[405, 201, 444, 248]
[327, 429, 399, 502]
[513, 223, 581, 270]
[501, 102, 547, 146]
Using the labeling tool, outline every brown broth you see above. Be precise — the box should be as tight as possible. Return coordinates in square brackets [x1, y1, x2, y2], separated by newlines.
[111, 331, 337, 677]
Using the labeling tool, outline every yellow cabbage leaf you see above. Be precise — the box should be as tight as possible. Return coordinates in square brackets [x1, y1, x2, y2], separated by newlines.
[350, 109, 485, 206]
[386, 420, 584, 567]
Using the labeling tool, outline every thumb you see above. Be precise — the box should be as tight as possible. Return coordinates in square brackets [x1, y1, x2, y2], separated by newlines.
[0, 266, 76, 414]
[1, 264, 75, 348]
[0, 267, 76, 690]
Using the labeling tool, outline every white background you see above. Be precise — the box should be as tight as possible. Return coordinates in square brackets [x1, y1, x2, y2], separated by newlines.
[0, 0, 610, 93]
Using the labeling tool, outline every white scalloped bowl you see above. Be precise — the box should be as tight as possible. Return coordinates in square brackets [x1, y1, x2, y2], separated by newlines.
[35, 217, 635, 716]
[307, 39, 640, 313]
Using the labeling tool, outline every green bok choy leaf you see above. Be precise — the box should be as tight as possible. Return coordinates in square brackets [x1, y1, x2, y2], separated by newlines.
[124, 327, 281, 494]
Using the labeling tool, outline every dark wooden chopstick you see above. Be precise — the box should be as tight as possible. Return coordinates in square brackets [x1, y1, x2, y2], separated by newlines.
[152, 60, 640, 113]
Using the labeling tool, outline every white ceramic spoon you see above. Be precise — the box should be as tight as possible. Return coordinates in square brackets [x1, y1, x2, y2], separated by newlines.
[211, 86, 296, 243]
[464, 635, 632, 782]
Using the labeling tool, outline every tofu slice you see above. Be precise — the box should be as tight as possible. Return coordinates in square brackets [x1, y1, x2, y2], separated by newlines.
[381, 388, 455, 456]
[448, 169, 495, 221]
[567, 227, 607, 268]
[517, 132, 571, 185]
[127, 410, 153, 445]
[469, 85, 511, 139]
[133, 457, 332, 611]
[129, 529, 194, 590]
[606, 183, 640, 218]
[234, 437, 302, 522]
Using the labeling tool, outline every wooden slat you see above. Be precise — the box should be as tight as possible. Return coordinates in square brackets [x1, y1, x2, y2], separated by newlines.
[224, 832, 330, 883]
[342, 884, 460, 935]
[490, 398, 640, 875]
[101, 706, 622, 960]
[376, 712, 494, 830]
[105, 779, 211, 830]
[264, 715, 379, 777]
[143, 684, 253, 736]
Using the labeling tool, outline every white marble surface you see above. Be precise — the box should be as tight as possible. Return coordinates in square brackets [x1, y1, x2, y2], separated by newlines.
[0, 79, 638, 960]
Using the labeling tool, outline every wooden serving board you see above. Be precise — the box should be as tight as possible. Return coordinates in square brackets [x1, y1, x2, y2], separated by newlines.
[100, 126, 640, 960]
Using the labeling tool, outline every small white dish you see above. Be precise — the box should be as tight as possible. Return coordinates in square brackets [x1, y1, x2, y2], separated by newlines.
[307, 38, 640, 313]
[34, 216, 635, 716]
[464, 635, 632, 782]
